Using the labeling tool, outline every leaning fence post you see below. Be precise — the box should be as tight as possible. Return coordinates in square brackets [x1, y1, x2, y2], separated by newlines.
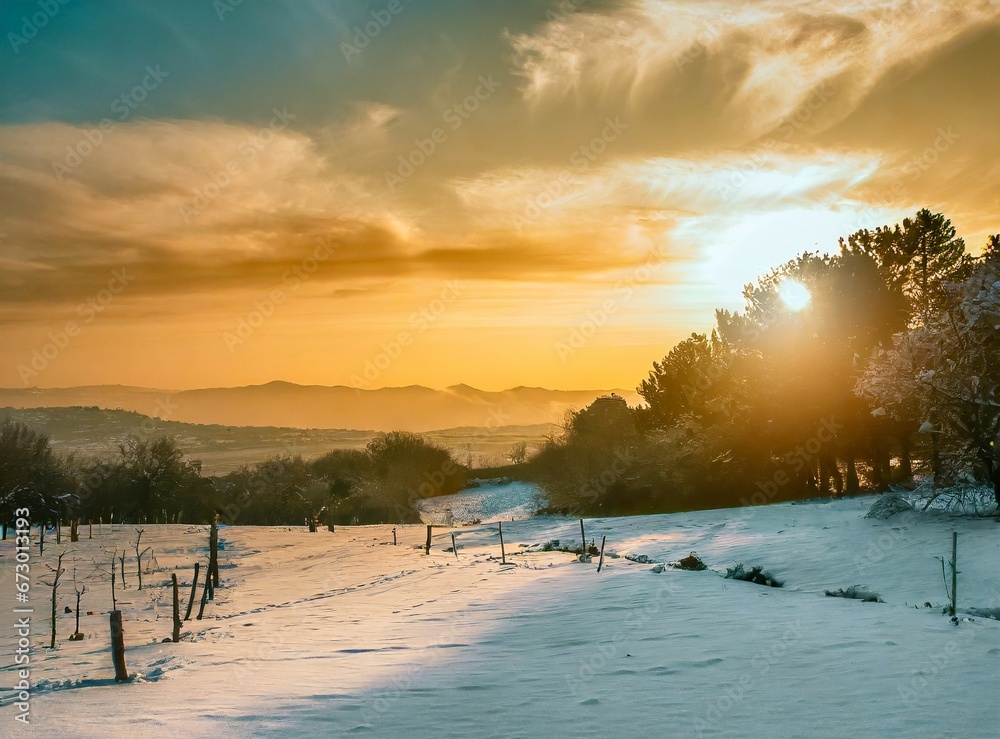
[184, 562, 200, 621]
[196, 565, 211, 620]
[110, 610, 129, 681]
[451, 532, 458, 558]
[580, 519, 586, 554]
[597, 536, 607, 572]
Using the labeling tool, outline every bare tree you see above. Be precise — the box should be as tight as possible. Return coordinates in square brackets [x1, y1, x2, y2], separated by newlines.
[71, 567, 87, 639]
[134, 529, 146, 589]
[93, 549, 120, 611]
[505, 441, 529, 465]
[44, 551, 67, 649]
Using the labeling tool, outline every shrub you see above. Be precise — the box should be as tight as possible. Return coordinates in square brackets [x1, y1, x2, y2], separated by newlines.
[824, 586, 882, 602]
[865, 492, 914, 519]
[725, 563, 783, 588]
[671, 552, 707, 571]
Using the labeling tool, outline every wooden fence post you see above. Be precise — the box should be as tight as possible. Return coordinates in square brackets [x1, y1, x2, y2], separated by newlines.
[425, 525, 432, 555]
[110, 610, 129, 682]
[580, 519, 586, 554]
[499, 521, 506, 565]
[597, 536, 607, 572]
[184, 562, 200, 621]
[451, 532, 458, 558]
[209, 519, 219, 587]
[950, 531, 958, 617]
[171, 574, 181, 643]
[197, 566, 211, 620]
[89, 519, 93, 539]
[392, 528, 397, 546]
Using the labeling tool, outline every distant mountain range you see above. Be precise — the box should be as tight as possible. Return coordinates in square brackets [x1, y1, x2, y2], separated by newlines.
[0, 382, 640, 433]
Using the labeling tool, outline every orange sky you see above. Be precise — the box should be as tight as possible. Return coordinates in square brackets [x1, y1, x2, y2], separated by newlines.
[2, 0, 998, 391]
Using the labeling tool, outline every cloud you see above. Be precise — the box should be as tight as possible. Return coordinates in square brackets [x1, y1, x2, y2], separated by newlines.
[508, 0, 1000, 141]
[451, 146, 882, 225]
[449, 144, 916, 307]
[0, 115, 683, 314]
[0, 118, 417, 305]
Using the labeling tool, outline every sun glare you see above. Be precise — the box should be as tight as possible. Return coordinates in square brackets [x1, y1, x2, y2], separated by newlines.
[779, 279, 811, 312]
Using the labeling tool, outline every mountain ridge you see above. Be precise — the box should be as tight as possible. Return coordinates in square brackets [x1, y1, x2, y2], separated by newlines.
[0, 382, 640, 433]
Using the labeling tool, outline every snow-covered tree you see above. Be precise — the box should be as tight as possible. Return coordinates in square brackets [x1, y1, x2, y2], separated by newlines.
[858, 241, 1000, 505]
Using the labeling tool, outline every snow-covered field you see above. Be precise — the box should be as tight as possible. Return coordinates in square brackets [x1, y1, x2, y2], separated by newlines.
[416, 480, 542, 524]
[2, 496, 998, 737]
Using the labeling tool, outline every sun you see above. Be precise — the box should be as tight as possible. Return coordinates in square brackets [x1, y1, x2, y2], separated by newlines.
[778, 279, 811, 312]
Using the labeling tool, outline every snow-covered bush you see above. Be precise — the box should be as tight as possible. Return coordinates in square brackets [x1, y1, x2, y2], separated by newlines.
[916, 483, 998, 516]
[966, 607, 1000, 621]
[824, 586, 882, 602]
[625, 553, 656, 564]
[865, 492, 914, 519]
[724, 563, 783, 588]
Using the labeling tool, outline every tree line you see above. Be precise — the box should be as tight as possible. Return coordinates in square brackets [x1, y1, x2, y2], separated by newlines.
[533, 210, 1000, 515]
[0, 426, 466, 529]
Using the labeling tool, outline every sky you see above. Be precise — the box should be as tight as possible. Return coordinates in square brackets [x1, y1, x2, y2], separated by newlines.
[1, 0, 998, 392]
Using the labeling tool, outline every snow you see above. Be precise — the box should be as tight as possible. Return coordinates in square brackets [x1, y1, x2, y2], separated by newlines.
[416, 480, 542, 524]
[2, 495, 999, 737]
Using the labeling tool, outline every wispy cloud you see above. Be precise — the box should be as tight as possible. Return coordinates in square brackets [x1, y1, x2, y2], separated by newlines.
[508, 0, 1000, 140]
